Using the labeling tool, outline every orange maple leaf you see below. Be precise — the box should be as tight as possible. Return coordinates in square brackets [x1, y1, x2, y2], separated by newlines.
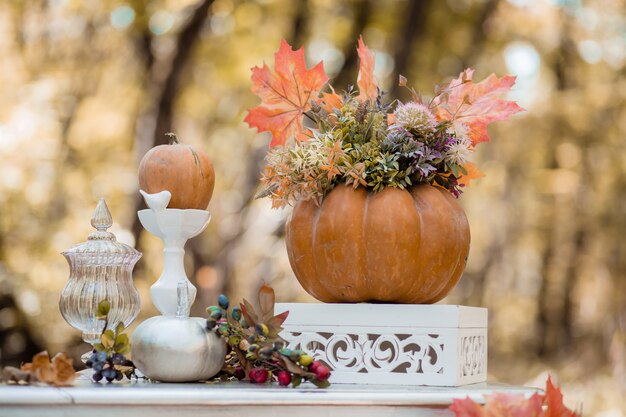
[435, 68, 524, 145]
[245, 39, 328, 147]
[544, 377, 579, 417]
[457, 162, 485, 187]
[321, 91, 343, 113]
[21, 351, 76, 387]
[485, 393, 545, 417]
[356, 35, 377, 101]
[449, 376, 579, 417]
[449, 397, 486, 417]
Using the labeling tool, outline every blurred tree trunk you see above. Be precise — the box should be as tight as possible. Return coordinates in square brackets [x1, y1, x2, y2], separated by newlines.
[288, 0, 309, 47]
[0, 289, 44, 367]
[536, 16, 580, 357]
[454, 0, 505, 306]
[459, 0, 500, 69]
[332, 0, 373, 88]
[389, 0, 432, 99]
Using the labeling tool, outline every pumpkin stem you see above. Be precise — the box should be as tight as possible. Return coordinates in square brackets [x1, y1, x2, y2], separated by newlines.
[165, 132, 180, 145]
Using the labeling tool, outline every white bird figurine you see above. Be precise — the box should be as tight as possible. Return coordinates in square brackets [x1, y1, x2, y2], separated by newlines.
[140, 190, 171, 211]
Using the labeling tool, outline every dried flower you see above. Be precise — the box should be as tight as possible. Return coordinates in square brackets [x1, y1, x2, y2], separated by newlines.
[393, 102, 437, 134]
[444, 137, 473, 166]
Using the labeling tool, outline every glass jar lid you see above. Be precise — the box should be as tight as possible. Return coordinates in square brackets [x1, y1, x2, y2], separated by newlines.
[62, 198, 140, 258]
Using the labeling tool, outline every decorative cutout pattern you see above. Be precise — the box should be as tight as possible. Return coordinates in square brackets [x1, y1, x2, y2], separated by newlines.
[459, 334, 485, 377]
[282, 331, 445, 374]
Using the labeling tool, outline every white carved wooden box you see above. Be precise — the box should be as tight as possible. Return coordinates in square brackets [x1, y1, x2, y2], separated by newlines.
[276, 303, 487, 386]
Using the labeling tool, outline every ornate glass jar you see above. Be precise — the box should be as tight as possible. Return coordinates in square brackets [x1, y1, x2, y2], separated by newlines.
[59, 198, 141, 345]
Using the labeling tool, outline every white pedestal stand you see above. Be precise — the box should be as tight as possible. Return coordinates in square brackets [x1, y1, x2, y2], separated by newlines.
[137, 190, 210, 316]
[276, 303, 488, 387]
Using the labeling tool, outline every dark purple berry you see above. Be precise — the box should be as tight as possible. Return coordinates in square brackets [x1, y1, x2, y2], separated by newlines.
[102, 368, 116, 382]
[92, 361, 104, 372]
[111, 354, 125, 365]
[85, 359, 93, 368]
[233, 366, 245, 380]
[114, 371, 124, 381]
[92, 371, 103, 382]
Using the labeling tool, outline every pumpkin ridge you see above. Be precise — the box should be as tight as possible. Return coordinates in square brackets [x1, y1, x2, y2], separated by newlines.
[443, 188, 470, 294]
[422, 190, 469, 303]
[362, 190, 371, 301]
[404, 186, 426, 303]
[427, 189, 459, 297]
[189, 147, 204, 177]
[421, 188, 459, 298]
[310, 196, 325, 300]
[142, 156, 158, 196]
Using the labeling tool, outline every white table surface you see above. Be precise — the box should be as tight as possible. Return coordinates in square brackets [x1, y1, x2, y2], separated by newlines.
[0, 372, 540, 417]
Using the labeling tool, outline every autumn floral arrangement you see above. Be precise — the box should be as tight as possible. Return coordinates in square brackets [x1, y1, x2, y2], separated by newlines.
[245, 37, 523, 207]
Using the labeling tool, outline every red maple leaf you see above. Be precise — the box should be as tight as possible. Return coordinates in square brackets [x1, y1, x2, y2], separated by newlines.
[356, 35, 377, 101]
[434, 68, 524, 145]
[245, 39, 328, 147]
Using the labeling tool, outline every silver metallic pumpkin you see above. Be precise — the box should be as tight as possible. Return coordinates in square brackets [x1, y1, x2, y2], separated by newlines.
[131, 281, 226, 382]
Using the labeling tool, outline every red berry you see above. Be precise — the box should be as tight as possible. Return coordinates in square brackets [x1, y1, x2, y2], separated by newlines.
[309, 360, 322, 372]
[233, 366, 245, 380]
[249, 367, 269, 384]
[314, 364, 330, 381]
[277, 370, 292, 386]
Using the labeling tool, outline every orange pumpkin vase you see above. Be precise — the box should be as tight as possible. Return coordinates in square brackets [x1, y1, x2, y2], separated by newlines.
[139, 134, 215, 210]
[285, 183, 470, 304]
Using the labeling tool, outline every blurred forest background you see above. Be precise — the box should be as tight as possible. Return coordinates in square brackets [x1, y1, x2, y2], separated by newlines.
[0, 0, 624, 414]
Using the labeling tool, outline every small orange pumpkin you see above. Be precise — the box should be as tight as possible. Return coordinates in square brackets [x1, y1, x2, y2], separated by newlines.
[285, 184, 470, 304]
[139, 134, 215, 210]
